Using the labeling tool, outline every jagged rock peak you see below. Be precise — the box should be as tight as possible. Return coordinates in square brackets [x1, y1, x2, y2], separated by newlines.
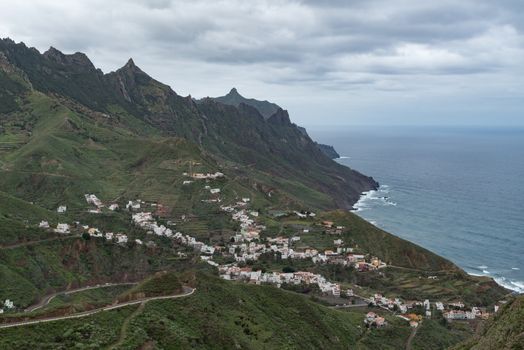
[125, 58, 136, 68]
[118, 58, 146, 75]
[43, 46, 95, 69]
[43, 46, 64, 58]
[228, 87, 240, 95]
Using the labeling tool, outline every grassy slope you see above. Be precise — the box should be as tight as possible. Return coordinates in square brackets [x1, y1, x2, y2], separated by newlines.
[0, 237, 183, 308]
[453, 295, 524, 350]
[87, 272, 412, 349]
[0, 272, 417, 349]
[0, 191, 60, 245]
[0, 305, 136, 349]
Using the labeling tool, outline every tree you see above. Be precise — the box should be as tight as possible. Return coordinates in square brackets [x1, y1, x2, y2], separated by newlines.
[282, 266, 296, 273]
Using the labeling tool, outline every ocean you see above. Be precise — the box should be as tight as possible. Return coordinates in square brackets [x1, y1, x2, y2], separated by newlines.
[308, 126, 524, 293]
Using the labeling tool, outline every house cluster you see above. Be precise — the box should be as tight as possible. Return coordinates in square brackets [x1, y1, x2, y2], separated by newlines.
[390, 298, 493, 322]
[364, 311, 386, 328]
[189, 171, 225, 180]
[443, 305, 491, 320]
[173, 231, 215, 255]
[132, 212, 174, 238]
[222, 199, 264, 240]
[218, 265, 344, 296]
[369, 293, 410, 313]
[293, 210, 316, 219]
[131, 210, 215, 254]
[85, 193, 119, 213]
[0, 299, 14, 314]
[220, 201, 388, 273]
[85, 227, 129, 245]
[321, 221, 346, 235]
[38, 217, 69, 234]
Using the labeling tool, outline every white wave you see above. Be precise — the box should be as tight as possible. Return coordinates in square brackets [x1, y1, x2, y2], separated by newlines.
[482, 270, 490, 274]
[467, 272, 484, 277]
[512, 267, 520, 270]
[466, 272, 524, 293]
[493, 276, 524, 294]
[337, 156, 351, 159]
[352, 185, 396, 212]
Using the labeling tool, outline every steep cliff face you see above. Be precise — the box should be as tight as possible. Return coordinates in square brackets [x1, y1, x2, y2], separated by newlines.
[315, 143, 340, 159]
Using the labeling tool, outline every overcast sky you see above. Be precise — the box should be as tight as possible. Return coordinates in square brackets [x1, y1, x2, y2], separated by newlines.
[1, 0, 523, 126]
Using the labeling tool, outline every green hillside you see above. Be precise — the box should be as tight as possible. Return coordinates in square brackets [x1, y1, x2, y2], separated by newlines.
[453, 295, 524, 350]
[0, 272, 417, 349]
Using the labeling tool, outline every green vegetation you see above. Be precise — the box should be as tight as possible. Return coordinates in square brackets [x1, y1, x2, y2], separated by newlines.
[45, 285, 132, 311]
[118, 272, 182, 300]
[0, 306, 136, 349]
[0, 237, 184, 308]
[454, 295, 524, 350]
[412, 319, 473, 350]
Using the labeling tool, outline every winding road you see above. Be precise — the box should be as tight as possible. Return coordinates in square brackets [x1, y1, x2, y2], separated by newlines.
[0, 286, 195, 330]
[24, 282, 139, 313]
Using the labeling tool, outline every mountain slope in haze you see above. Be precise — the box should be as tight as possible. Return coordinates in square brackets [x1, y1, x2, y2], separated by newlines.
[298, 125, 340, 159]
[212, 87, 280, 119]
[212, 88, 343, 160]
[0, 38, 377, 209]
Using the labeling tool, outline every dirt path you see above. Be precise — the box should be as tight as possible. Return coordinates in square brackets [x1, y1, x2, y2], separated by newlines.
[108, 302, 145, 349]
[0, 287, 195, 330]
[406, 324, 418, 350]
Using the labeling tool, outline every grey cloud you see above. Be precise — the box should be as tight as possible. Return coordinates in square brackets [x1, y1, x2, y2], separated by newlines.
[0, 0, 523, 125]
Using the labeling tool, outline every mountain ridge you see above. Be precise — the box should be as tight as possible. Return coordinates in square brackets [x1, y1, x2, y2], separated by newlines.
[0, 37, 377, 208]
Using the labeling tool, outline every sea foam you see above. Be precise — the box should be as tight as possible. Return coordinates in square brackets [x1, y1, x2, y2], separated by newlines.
[352, 185, 396, 212]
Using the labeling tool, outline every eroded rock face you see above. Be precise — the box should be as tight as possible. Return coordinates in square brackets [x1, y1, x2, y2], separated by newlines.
[267, 108, 291, 126]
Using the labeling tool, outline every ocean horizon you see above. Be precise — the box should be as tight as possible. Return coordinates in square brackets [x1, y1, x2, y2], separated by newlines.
[309, 125, 524, 293]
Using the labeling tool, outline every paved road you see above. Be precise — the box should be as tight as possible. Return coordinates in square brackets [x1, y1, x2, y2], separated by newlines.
[0, 286, 195, 330]
[25, 282, 138, 313]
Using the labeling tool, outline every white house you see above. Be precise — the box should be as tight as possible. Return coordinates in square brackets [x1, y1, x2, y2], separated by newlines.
[57, 205, 67, 213]
[115, 233, 128, 244]
[55, 223, 70, 234]
[84, 194, 103, 207]
[108, 204, 119, 211]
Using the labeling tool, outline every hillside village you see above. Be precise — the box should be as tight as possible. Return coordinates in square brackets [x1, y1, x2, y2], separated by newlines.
[2, 172, 503, 328]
